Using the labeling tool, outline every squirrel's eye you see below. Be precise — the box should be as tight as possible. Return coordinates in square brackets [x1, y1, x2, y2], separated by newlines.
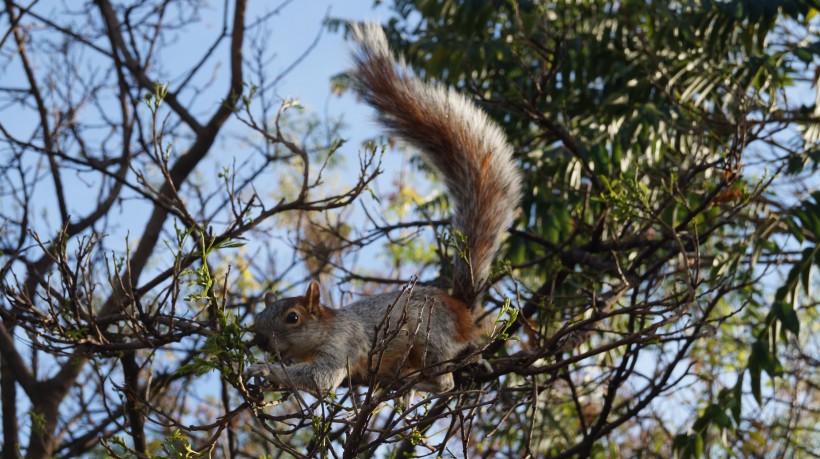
[285, 312, 299, 324]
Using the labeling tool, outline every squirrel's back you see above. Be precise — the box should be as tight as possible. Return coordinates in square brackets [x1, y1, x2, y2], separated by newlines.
[351, 24, 522, 308]
[341, 286, 477, 384]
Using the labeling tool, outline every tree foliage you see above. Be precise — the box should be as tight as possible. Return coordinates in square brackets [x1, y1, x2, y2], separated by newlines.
[379, 0, 820, 456]
[0, 0, 818, 458]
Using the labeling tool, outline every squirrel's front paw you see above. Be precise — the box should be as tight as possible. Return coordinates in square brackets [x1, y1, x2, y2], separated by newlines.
[244, 363, 278, 385]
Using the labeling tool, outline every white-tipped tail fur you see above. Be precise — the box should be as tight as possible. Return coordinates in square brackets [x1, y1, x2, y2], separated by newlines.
[350, 23, 522, 307]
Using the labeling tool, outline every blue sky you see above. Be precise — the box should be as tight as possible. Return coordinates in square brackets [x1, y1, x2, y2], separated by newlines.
[0, 0, 403, 288]
[241, 0, 387, 137]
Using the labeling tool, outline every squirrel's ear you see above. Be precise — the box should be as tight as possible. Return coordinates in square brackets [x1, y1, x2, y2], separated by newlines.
[304, 280, 321, 313]
[264, 291, 277, 307]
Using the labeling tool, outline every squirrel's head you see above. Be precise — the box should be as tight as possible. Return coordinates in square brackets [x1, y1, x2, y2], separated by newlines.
[253, 280, 335, 362]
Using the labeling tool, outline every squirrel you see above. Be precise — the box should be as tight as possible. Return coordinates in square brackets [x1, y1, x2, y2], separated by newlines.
[244, 23, 522, 396]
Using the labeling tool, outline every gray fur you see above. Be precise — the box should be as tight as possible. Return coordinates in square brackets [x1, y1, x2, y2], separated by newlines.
[245, 285, 468, 394]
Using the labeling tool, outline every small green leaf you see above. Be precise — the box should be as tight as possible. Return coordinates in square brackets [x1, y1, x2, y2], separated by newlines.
[731, 377, 743, 423]
[749, 362, 762, 405]
[215, 240, 246, 250]
[693, 434, 704, 458]
[772, 301, 800, 336]
[707, 404, 732, 429]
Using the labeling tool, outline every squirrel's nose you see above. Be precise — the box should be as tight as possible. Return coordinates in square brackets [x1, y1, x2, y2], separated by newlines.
[248, 332, 264, 348]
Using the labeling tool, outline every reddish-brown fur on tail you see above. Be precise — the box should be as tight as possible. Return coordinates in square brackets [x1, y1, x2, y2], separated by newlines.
[351, 23, 522, 309]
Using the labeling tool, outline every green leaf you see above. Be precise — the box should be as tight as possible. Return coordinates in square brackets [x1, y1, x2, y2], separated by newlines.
[772, 301, 800, 336]
[214, 240, 246, 250]
[749, 360, 762, 405]
[706, 403, 732, 429]
[731, 376, 743, 423]
[693, 434, 704, 458]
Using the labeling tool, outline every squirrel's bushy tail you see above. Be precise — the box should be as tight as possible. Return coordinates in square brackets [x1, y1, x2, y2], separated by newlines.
[351, 23, 522, 308]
